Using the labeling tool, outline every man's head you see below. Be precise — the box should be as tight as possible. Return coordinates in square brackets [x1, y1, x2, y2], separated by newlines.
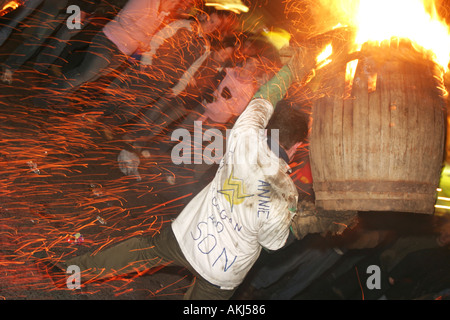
[266, 98, 310, 161]
[209, 36, 237, 64]
[198, 6, 238, 36]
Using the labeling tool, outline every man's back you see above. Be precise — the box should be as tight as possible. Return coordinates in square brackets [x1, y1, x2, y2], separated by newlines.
[172, 98, 298, 290]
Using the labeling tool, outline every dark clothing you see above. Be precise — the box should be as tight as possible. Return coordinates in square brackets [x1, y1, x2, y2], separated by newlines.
[386, 246, 450, 299]
[64, 224, 236, 300]
[3, 0, 69, 71]
[0, 0, 44, 47]
[33, 0, 123, 73]
[48, 30, 127, 91]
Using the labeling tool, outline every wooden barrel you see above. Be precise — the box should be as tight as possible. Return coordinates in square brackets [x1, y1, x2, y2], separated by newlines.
[309, 39, 447, 214]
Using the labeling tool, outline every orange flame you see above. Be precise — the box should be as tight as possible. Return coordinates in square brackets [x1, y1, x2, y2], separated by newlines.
[312, 0, 450, 74]
[1, 0, 20, 11]
[316, 43, 333, 69]
[351, 0, 450, 71]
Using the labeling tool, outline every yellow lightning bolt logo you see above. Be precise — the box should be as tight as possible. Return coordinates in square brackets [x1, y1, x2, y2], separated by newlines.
[218, 170, 253, 211]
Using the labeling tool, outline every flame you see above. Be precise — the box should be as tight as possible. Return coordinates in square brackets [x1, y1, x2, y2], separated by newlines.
[1, 0, 20, 11]
[316, 43, 333, 69]
[311, 0, 450, 76]
[345, 59, 358, 85]
[308, 0, 450, 96]
[352, 0, 450, 71]
[205, 0, 249, 14]
[0, 0, 20, 17]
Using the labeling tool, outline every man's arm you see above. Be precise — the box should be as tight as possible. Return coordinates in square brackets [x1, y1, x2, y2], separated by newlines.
[116, 0, 166, 48]
[252, 64, 294, 108]
[252, 47, 316, 107]
[231, 47, 317, 132]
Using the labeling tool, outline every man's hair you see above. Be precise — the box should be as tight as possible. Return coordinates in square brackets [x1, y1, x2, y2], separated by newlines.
[198, 6, 239, 32]
[209, 34, 238, 51]
[266, 98, 310, 151]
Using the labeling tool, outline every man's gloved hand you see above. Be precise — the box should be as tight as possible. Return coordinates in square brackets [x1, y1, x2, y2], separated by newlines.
[290, 200, 359, 240]
[286, 46, 317, 83]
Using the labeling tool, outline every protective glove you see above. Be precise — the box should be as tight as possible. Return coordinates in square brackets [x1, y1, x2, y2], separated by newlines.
[286, 46, 316, 83]
[290, 200, 358, 240]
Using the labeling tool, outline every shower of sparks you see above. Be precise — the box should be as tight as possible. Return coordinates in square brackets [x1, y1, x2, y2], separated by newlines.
[0, 20, 201, 297]
[0, 99, 195, 298]
[0, 1, 319, 300]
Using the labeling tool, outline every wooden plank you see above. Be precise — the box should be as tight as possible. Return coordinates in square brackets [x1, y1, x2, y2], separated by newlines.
[403, 56, 419, 183]
[377, 48, 392, 182]
[342, 85, 354, 181]
[313, 180, 437, 193]
[317, 198, 436, 214]
[367, 67, 382, 180]
[311, 41, 446, 213]
[331, 70, 346, 180]
[310, 96, 327, 183]
[389, 63, 407, 181]
[352, 55, 369, 181]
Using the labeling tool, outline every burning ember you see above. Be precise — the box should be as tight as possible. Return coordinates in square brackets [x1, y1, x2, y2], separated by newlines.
[0, 0, 21, 16]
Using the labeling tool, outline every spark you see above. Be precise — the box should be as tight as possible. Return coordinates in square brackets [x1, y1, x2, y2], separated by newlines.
[0, 2, 319, 299]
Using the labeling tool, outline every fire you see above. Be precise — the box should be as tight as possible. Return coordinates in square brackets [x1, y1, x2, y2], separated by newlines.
[205, 0, 249, 14]
[1, 0, 20, 11]
[316, 43, 333, 69]
[345, 59, 358, 86]
[311, 0, 450, 76]
[352, 0, 450, 71]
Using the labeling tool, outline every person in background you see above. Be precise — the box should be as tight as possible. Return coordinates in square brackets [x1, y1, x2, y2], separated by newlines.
[39, 0, 187, 96]
[106, 8, 238, 180]
[31, 0, 129, 75]
[99, 6, 237, 127]
[113, 35, 237, 183]
[293, 213, 449, 300]
[115, 36, 279, 182]
[1, 0, 71, 83]
[0, 0, 44, 48]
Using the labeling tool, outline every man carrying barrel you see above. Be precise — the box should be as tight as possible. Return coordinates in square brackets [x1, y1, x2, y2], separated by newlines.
[37, 43, 334, 299]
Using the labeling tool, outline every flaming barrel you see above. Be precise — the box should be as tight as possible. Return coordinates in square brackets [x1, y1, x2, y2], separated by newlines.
[309, 39, 447, 214]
